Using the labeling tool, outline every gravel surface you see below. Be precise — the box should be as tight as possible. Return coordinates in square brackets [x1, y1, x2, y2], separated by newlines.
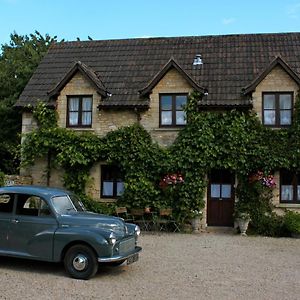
[0, 232, 299, 300]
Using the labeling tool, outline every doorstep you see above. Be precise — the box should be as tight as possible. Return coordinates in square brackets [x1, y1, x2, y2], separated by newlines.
[205, 226, 235, 234]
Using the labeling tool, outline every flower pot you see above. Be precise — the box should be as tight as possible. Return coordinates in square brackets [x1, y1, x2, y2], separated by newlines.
[191, 217, 201, 233]
[236, 218, 250, 236]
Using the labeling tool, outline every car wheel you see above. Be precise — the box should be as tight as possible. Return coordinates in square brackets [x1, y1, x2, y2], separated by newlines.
[64, 244, 98, 280]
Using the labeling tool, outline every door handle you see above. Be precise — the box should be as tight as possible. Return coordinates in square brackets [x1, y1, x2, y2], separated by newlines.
[11, 219, 19, 224]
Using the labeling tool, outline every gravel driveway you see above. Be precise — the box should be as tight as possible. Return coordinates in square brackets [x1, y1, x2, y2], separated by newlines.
[0, 233, 299, 300]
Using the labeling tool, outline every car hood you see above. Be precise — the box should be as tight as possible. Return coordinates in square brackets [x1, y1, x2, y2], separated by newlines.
[57, 211, 128, 236]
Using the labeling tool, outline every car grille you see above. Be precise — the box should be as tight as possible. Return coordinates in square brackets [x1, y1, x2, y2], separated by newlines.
[119, 237, 135, 255]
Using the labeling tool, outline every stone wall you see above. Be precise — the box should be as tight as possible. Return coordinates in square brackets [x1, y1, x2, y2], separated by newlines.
[141, 68, 193, 146]
[4, 175, 32, 186]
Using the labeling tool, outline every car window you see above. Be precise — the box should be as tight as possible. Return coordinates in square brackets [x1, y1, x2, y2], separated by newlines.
[16, 195, 52, 217]
[51, 195, 85, 214]
[0, 194, 14, 213]
[51, 196, 76, 214]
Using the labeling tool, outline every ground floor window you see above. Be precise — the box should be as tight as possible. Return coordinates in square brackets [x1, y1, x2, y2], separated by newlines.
[280, 170, 300, 203]
[101, 165, 124, 198]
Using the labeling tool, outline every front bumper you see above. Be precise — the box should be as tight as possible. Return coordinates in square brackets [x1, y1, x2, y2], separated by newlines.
[97, 246, 142, 263]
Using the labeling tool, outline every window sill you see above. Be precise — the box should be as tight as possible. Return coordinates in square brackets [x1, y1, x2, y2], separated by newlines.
[154, 128, 183, 132]
[67, 127, 95, 132]
[275, 203, 300, 208]
[99, 198, 117, 203]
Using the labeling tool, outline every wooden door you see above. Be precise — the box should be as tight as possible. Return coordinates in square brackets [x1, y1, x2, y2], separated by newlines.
[207, 170, 235, 226]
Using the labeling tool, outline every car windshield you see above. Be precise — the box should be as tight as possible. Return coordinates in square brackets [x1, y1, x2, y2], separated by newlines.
[51, 194, 86, 214]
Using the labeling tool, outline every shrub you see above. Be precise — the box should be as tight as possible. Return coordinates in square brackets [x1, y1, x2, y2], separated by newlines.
[284, 211, 300, 234]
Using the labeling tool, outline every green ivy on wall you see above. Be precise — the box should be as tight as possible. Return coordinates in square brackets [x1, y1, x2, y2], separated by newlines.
[21, 92, 300, 231]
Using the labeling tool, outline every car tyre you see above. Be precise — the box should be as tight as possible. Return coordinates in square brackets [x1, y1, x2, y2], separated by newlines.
[64, 244, 98, 280]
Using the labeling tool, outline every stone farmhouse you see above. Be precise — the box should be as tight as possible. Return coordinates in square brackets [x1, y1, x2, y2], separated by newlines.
[17, 32, 300, 227]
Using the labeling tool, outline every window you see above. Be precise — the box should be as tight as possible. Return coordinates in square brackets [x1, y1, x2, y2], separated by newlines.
[16, 195, 52, 216]
[210, 170, 233, 200]
[280, 170, 300, 203]
[67, 96, 92, 127]
[101, 165, 124, 198]
[160, 94, 187, 127]
[0, 194, 14, 213]
[263, 93, 293, 127]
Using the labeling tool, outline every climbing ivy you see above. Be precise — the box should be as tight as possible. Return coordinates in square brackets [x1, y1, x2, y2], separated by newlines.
[21, 92, 300, 232]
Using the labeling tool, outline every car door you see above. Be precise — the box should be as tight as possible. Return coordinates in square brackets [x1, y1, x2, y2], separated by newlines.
[0, 193, 15, 252]
[9, 194, 58, 261]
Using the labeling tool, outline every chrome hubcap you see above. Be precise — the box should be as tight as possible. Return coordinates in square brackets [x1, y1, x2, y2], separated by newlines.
[73, 254, 88, 271]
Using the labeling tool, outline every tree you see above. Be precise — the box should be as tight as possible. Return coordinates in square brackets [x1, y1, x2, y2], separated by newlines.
[0, 31, 57, 173]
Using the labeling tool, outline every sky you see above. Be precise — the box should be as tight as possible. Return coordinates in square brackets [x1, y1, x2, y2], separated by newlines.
[0, 0, 300, 44]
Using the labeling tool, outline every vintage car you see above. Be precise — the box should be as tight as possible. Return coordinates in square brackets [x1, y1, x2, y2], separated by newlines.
[0, 185, 141, 279]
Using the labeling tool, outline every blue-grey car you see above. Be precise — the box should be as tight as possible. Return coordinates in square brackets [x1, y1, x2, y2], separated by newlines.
[0, 185, 141, 279]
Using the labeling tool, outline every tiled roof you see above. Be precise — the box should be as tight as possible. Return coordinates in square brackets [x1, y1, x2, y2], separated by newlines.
[17, 32, 300, 108]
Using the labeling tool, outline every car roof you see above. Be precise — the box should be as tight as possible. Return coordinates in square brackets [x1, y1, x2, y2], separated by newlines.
[0, 185, 69, 198]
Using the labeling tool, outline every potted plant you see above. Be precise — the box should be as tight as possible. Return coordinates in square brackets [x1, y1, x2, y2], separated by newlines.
[190, 210, 203, 233]
[233, 200, 251, 236]
[234, 211, 251, 236]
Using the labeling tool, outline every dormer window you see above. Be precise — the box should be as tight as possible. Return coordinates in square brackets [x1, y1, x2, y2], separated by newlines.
[262, 92, 293, 127]
[159, 94, 187, 127]
[67, 96, 92, 128]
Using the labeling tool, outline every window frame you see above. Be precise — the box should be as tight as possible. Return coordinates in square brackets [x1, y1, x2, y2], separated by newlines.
[159, 93, 188, 128]
[262, 92, 293, 128]
[100, 165, 124, 199]
[67, 95, 93, 128]
[280, 170, 300, 204]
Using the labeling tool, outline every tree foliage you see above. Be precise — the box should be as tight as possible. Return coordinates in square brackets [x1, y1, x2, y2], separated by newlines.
[0, 31, 57, 173]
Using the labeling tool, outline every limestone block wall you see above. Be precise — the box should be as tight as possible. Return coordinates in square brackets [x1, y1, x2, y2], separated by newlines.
[140, 68, 193, 147]
[56, 71, 101, 131]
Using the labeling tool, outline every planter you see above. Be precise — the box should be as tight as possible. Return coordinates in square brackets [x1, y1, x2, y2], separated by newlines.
[191, 217, 201, 233]
[235, 218, 250, 236]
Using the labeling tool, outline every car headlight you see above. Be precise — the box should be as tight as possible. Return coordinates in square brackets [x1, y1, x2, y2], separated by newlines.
[135, 225, 141, 237]
[108, 232, 117, 245]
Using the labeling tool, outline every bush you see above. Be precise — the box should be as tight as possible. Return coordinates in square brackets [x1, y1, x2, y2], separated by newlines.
[79, 194, 116, 215]
[284, 211, 300, 234]
[251, 213, 287, 237]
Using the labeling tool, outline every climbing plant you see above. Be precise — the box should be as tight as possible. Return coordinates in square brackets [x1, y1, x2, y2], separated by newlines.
[21, 92, 300, 233]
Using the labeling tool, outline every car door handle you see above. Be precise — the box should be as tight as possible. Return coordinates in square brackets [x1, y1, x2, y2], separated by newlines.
[11, 219, 20, 224]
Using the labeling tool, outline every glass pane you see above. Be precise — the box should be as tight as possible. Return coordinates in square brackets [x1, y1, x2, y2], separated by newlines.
[264, 95, 275, 109]
[82, 97, 92, 110]
[280, 111, 291, 125]
[279, 94, 292, 109]
[221, 184, 231, 198]
[82, 112, 92, 125]
[103, 181, 113, 196]
[281, 185, 293, 201]
[176, 95, 187, 109]
[117, 182, 124, 196]
[69, 112, 78, 125]
[176, 111, 186, 125]
[69, 98, 79, 111]
[264, 110, 275, 125]
[211, 184, 221, 198]
[161, 111, 172, 125]
[161, 96, 172, 110]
